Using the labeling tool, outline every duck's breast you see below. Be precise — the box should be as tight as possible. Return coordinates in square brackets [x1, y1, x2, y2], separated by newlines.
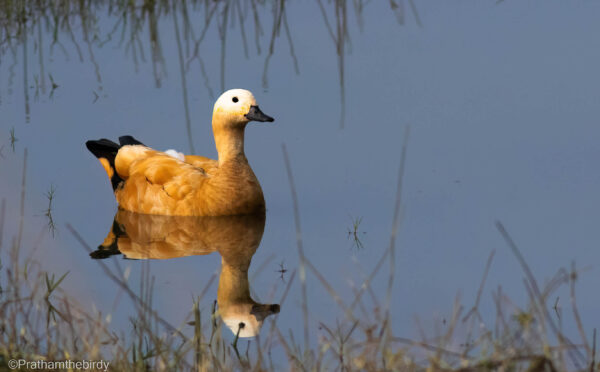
[196, 159, 265, 216]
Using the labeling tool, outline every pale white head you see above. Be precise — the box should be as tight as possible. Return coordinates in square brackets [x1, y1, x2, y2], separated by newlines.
[212, 89, 274, 129]
[221, 303, 281, 338]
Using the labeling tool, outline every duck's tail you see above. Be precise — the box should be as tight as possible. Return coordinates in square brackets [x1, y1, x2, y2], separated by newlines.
[86, 138, 124, 190]
[86, 135, 148, 190]
[118, 135, 145, 146]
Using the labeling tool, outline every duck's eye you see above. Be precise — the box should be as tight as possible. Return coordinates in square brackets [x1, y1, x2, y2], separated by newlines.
[232, 97, 239, 103]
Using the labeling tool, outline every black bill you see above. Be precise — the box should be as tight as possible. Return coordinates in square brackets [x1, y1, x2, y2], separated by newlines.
[245, 105, 274, 122]
[250, 303, 280, 321]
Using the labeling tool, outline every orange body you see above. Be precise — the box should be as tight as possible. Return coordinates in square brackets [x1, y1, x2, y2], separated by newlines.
[88, 89, 273, 216]
[112, 146, 265, 216]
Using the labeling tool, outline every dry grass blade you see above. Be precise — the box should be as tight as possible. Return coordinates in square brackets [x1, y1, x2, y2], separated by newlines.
[496, 221, 586, 369]
[570, 261, 591, 357]
[14, 148, 27, 284]
[0, 198, 5, 250]
[495, 222, 541, 302]
[385, 125, 410, 314]
[462, 249, 495, 323]
[281, 142, 309, 354]
[591, 328, 597, 372]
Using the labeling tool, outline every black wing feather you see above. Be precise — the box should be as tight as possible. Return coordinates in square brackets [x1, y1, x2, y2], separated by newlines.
[119, 135, 145, 146]
[85, 138, 124, 191]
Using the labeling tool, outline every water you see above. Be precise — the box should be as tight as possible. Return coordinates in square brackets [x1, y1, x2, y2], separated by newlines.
[1, 0, 599, 367]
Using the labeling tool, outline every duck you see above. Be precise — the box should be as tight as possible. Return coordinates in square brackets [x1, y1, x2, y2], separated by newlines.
[86, 89, 274, 216]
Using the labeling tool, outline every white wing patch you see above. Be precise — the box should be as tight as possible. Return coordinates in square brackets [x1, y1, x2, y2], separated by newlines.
[165, 149, 185, 161]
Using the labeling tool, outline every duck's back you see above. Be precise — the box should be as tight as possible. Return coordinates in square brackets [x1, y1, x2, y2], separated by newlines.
[87, 139, 265, 216]
[112, 145, 207, 215]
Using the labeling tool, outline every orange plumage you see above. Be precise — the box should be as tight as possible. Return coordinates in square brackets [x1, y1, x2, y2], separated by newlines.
[86, 89, 274, 216]
[91, 210, 280, 337]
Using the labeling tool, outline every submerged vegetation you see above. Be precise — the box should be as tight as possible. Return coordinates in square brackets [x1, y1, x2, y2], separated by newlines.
[42, 184, 56, 237]
[347, 216, 365, 250]
[9, 127, 17, 152]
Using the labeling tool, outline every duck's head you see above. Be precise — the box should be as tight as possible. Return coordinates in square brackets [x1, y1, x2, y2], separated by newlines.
[212, 89, 274, 129]
[221, 303, 281, 338]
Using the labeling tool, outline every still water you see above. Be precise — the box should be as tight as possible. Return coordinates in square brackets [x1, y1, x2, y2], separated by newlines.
[1, 0, 599, 368]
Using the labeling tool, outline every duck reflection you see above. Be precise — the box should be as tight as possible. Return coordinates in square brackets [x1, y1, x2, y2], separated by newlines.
[91, 210, 280, 338]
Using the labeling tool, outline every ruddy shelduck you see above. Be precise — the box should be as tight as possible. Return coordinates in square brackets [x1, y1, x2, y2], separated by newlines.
[86, 89, 274, 216]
